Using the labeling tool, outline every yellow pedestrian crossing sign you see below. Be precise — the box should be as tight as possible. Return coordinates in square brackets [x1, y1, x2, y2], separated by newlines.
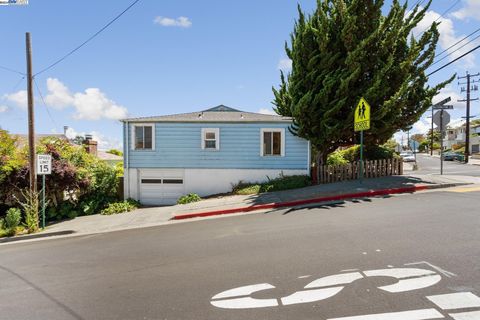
[354, 97, 371, 132]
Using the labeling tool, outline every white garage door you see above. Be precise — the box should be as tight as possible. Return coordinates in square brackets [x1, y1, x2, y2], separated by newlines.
[139, 169, 185, 205]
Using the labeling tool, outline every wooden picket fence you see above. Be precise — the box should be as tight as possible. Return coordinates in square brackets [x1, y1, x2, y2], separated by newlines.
[317, 158, 403, 184]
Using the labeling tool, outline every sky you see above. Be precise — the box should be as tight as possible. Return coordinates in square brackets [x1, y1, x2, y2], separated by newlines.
[0, 0, 479, 150]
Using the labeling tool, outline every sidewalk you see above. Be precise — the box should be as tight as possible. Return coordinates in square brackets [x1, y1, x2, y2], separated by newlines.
[1, 174, 477, 245]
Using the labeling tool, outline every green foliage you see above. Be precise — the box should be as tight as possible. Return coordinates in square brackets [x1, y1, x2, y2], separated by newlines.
[273, 0, 454, 167]
[381, 139, 399, 153]
[4, 208, 21, 231]
[177, 193, 202, 205]
[46, 202, 79, 221]
[327, 150, 349, 166]
[106, 149, 123, 156]
[18, 189, 39, 233]
[328, 145, 398, 164]
[233, 175, 311, 195]
[100, 199, 140, 215]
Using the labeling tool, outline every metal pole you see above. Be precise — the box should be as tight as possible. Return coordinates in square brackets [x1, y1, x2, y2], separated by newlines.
[42, 174, 45, 229]
[431, 107, 434, 156]
[359, 130, 364, 182]
[465, 73, 471, 164]
[440, 110, 444, 175]
[26, 32, 36, 193]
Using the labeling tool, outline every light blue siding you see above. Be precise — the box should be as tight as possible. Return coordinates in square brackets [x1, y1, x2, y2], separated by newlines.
[124, 122, 309, 170]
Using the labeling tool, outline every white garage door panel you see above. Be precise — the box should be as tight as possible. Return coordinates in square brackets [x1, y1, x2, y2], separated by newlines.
[139, 169, 185, 205]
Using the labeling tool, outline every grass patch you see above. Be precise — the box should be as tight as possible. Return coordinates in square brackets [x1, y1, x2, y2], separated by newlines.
[100, 199, 140, 215]
[232, 175, 311, 195]
[177, 193, 202, 205]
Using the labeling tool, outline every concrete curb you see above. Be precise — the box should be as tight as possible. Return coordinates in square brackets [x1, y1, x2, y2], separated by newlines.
[172, 183, 468, 220]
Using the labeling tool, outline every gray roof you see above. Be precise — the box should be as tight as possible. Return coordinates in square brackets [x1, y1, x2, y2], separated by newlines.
[121, 105, 291, 123]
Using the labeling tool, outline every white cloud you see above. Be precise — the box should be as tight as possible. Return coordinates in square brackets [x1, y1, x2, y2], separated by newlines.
[73, 88, 127, 121]
[65, 127, 122, 151]
[42, 78, 128, 121]
[452, 0, 480, 21]
[3, 90, 28, 109]
[0, 105, 8, 113]
[278, 58, 292, 71]
[258, 108, 276, 115]
[154, 16, 192, 28]
[411, 8, 478, 67]
[45, 78, 74, 109]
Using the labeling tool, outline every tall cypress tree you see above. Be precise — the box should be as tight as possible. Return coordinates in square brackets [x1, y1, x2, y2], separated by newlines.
[273, 0, 454, 172]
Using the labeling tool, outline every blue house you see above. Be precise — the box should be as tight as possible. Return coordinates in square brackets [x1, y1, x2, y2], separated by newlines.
[122, 105, 310, 205]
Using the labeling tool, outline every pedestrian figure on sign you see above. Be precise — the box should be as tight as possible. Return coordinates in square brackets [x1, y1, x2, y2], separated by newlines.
[359, 102, 366, 119]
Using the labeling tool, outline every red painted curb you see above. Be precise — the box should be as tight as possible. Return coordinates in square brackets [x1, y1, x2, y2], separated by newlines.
[172, 184, 435, 220]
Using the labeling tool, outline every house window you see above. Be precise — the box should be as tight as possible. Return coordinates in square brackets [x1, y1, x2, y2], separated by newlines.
[201, 128, 220, 150]
[261, 128, 285, 156]
[132, 124, 154, 150]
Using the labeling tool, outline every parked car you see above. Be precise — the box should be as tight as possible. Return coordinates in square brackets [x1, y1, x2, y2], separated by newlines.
[399, 152, 416, 162]
[443, 152, 463, 161]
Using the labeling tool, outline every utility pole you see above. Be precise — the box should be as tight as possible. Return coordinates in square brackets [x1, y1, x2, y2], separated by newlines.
[458, 72, 479, 164]
[26, 32, 36, 193]
[430, 107, 434, 155]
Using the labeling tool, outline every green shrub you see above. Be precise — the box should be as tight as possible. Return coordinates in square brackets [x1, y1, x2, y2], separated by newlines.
[177, 193, 202, 205]
[335, 145, 397, 163]
[327, 150, 349, 166]
[100, 199, 140, 215]
[47, 202, 79, 221]
[233, 175, 311, 195]
[5, 208, 21, 230]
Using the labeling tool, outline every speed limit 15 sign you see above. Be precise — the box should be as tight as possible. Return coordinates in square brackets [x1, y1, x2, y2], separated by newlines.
[37, 154, 52, 175]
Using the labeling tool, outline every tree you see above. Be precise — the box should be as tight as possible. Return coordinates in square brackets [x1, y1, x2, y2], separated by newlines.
[106, 149, 123, 156]
[272, 0, 454, 176]
[411, 133, 425, 143]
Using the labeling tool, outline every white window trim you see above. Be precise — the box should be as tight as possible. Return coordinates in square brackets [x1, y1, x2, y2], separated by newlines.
[260, 128, 285, 157]
[201, 128, 220, 151]
[131, 123, 155, 151]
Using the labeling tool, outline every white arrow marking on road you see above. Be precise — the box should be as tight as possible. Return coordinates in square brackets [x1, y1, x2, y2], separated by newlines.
[404, 261, 457, 278]
[427, 292, 480, 310]
[305, 272, 364, 288]
[211, 283, 275, 300]
[211, 296, 278, 309]
[364, 268, 441, 293]
[449, 311, 480, 320]
[281, 287, 344, 306]
[327, 308, 444, 320]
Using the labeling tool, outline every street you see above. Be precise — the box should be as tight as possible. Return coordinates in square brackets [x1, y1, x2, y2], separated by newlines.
[414, 153, 480, 176]
[1, 182, 480, 319]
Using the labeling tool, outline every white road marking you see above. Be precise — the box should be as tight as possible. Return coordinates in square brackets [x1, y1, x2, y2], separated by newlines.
[327, 308, 444, 320]
[362, 252, 367, 255]
[449, 311, 480, 320]
[364, 268, 441, 293]
[298, 275, 311, 279]
[211, 296, 278, 309]
[378, 274, 441, 293]
[364, 268, 436, 279]
[305, 272, 364, 288]
[404, 261, 457, 278]
[341, 269, 359, 272]
[211, 283, 275, 300]
[427, 292, 480, 310]
[376, 249, 382, 252]
[281, 287, 344, 306]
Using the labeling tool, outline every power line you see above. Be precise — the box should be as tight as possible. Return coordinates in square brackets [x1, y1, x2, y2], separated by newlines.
[431, 33, 480, 67]
[435, 27, 480, 60]
[415, 0, 461, 38]
[10, 76, 25, 93]
[35, 0, 142, 76]
[427, 44, 480, 76]
[33, 77, 59, 131]
[0, 64, 25, 76]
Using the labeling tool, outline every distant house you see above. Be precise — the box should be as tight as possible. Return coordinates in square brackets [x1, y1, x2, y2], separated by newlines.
[121, 105, 310, 205]
[444, 123, 480, 154]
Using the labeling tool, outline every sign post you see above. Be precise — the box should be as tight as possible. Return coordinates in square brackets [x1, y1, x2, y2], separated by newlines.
[36, 154, 51, 229]
[354, 98, 371, 182]
[432, 105, 452, 175]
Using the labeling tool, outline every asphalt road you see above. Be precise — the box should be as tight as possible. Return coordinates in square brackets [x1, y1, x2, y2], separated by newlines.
[414, 153, 480, 176]
[1, 186, 480, 320]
